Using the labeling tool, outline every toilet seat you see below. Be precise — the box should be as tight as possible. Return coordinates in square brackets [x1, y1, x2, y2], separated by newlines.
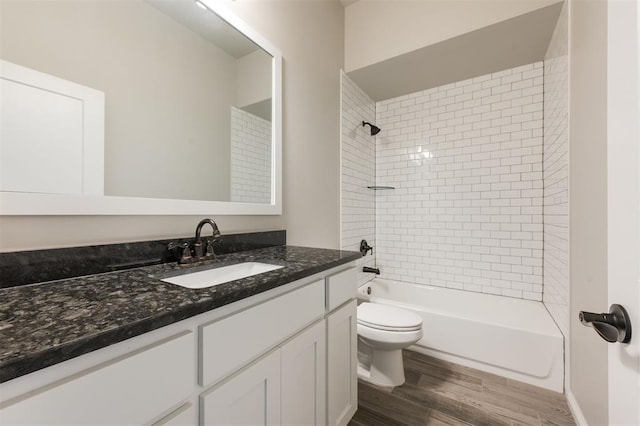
[357, 302, 422, 332]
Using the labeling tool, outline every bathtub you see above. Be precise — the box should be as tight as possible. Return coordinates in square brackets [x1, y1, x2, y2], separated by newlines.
[358, 278, 564, 392]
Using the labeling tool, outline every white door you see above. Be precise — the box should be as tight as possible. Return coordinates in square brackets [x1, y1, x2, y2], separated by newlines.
[607, 0, 640, 424]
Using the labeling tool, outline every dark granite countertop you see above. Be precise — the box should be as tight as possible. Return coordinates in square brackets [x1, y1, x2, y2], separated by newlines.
[0, 245, 360, 383]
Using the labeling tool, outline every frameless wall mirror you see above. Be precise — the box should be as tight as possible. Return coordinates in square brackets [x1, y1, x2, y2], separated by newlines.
[0, 0, 282, 215]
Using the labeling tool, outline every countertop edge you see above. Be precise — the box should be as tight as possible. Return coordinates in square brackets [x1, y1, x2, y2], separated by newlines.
[0, 249, 360, 384]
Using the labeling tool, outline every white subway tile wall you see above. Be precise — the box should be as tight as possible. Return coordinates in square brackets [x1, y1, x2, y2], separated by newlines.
[375, 63, 545, 300]
[543, 3, 569, 339]
[230, 107, 272, 204]
[341, 72, 377, 286]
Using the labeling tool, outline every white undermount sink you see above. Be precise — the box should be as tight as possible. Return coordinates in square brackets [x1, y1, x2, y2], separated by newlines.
[161, 262, 284, 289]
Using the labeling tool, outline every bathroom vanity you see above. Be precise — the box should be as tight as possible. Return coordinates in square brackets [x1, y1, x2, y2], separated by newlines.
[0, 0, 358, 421]
[0, 246, 359, 426]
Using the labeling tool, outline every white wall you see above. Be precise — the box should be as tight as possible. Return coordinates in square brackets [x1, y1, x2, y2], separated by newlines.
[230, 107, 272, 204]
[0, 1, 345, 252]
[341, 72, 376, 286]
[344, 0, 561, 72]
[374, 63, 544, 300]
[568, 0, 609, 423]
[542, 0, 569, 379]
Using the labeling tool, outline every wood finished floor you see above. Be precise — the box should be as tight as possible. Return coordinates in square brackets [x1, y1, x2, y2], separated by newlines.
[348, 350, 575, 426]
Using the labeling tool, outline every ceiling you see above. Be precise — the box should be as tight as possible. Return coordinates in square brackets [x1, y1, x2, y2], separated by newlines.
[347, 2, 563, 101]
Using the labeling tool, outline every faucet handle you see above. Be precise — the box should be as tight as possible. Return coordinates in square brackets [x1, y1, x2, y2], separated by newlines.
[205, 239, 216, 256]
[178, 242, 192, 263]
[167, 241, 192, 263]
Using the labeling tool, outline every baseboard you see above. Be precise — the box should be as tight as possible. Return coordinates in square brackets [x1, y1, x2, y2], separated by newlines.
[566, 388, 588, 426]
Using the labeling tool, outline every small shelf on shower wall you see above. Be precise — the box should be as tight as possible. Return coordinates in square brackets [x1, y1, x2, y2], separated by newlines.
[367, 186, 395, 190]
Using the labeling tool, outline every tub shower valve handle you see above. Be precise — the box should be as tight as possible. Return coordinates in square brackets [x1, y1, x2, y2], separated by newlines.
[360, 239, 373, 256]
[579, 304, 632, 343]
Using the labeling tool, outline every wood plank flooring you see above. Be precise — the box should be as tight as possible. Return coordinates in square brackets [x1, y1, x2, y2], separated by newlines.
[348, 350, 575, 426]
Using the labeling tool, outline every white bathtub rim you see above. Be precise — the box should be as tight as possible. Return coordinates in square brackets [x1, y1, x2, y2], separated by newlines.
[361, 293, 563, 340]
[358, 280, 563, 339]
[364, 277, 548, 308]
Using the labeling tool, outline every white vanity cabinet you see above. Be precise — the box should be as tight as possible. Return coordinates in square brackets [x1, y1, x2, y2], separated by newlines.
[198, 265, 356, 426]
[0, 263, 357, 426]
[325, 268, 359, 426]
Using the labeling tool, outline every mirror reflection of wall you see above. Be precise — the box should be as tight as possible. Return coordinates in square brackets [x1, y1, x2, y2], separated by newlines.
[0, 0, 273, 203]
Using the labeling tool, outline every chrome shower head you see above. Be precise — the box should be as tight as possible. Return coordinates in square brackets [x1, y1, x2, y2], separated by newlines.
[362, 121, 381, 136]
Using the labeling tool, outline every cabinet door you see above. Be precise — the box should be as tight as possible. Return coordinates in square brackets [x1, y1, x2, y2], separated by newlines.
[326, 300, 357, 426]
[0, 331, 194, 426]
[200, 350, 280, 426]
[280, 320, 326, 426]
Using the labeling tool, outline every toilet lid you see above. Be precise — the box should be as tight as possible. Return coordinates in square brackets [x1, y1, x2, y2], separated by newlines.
[357, 302, 422, 331]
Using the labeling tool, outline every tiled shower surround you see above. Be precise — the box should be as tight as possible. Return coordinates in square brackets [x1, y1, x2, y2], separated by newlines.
[543, 3, 569, 340]
[375, 63, 544, 300]
[230, 106, 272, 203]
[341, 72, 376, 286]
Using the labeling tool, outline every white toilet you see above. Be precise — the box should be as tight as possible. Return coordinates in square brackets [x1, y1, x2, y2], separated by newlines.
[357, 302, 423, 387]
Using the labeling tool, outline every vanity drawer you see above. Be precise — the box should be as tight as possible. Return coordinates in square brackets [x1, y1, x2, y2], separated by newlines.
[326, 267, 357, 311]
[199, 279, 325, 387]
[0, 331, 194, 425]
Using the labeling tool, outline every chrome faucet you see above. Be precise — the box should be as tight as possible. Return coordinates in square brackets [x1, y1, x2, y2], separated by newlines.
[194, 218, 221, 258]
[167, 218, 221, 264]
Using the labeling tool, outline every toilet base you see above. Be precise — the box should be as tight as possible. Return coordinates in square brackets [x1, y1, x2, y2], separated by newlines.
[357, 346, 406, 387]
